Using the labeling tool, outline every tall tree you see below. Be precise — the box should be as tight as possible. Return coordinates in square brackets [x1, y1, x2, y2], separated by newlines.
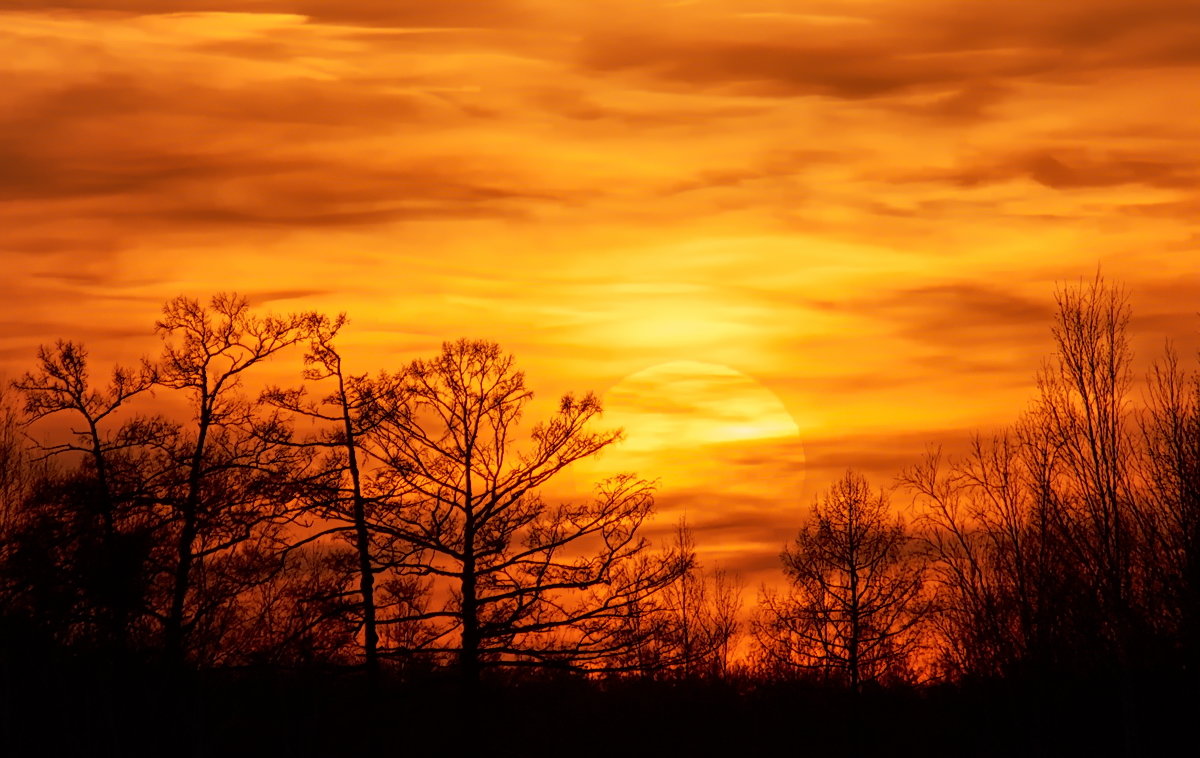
[368, 339, 685, 685]
[1033, 273, 1140, 660]
[758, 470, 927, 690]
[154, 293, 317, 665]
[258, 314, 405, 686]
[0, 385, 41, 613]
[13, 342, 154, 526]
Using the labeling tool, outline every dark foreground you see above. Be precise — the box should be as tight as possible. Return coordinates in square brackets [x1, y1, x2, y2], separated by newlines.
[2, 658, 1196, 758]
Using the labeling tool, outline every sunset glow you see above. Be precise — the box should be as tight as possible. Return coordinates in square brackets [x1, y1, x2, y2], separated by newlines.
[605, 363, 801, 450]
[569, 361, 806, 572]
[3, 0, 1199, 587]
[4, 7, 1200, 755]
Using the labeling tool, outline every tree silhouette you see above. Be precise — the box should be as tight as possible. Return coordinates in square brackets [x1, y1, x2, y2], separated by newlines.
[0, 385, 47, 631]
[758, 470, 927, 690]
[9, 341, 159, 652]
[214, 542, 360, 667]
[366, 339, 686, 685]
[13, 341, 155, 515]
[0, 386, 34, 534]
[901, 436, 1065, 679]
[637, 521, 744, 679]
[1144, 346, 1200, 678]
[1035, 275, 1142, 664]
[258, 314, 413, 686]
[154, 293, 319, 665]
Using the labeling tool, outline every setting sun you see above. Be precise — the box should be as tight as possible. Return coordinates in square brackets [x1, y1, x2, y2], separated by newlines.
[605, 362, 800, 449]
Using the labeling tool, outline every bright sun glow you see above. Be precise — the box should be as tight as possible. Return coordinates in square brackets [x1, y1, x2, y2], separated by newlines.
[564, 360, 807, 567]
[603, 361, 801, 452]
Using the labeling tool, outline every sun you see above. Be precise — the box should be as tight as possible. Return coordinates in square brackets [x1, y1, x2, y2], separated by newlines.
[602, 361, 800, 452]
[563, 361, 805, 572]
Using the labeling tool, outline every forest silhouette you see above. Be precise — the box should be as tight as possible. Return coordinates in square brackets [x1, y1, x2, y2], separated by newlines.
[1, 275, 1197, 757]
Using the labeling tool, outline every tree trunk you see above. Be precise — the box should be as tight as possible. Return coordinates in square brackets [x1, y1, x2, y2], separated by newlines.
[460, 558, 480, 691]
[166, 510, 197, 665]
[340, 371, 378, 688]
[166, 406, 210, 666]
[353, 497, 378, 684]
[460, 444, 480, 692]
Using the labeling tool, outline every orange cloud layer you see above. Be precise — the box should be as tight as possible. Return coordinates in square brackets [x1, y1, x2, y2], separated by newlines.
[2, 1, 1198, 587]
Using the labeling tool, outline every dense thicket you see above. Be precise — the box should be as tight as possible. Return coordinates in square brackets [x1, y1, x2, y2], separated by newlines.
[1, 277, 1197, 756]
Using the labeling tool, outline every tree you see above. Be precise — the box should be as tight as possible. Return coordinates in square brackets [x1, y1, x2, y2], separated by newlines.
[757, 470, 927, 690]
[367, 339, 685, 685]
[706, 565, 744, 679]
[0, 386, 32, 532]
[1033, 273, 1142, 663]
[0, 385, 41, 615]
[12, 341, 154, 524]
[1142, 344, 1200, 677]
[258, 314, 410, 686]
[154, 293, 318, 665]
[9, 341, 159, 651]
[647, 521, 744, 679]
[211, 542, 361, 667]
[900, 437, 1066, 680]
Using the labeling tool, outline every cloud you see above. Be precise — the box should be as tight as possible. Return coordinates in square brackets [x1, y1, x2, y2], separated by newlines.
[0, 69, 574, 248]
[579, 34, 973, 100]
[575, 0, 1200, 108]
[890, 149, 1200, 191]
[0, 10, 606, 260]
[640, 488, 805, 576]
[6, 1, 533, 28]
[245, 288, 339, 306]
[292, 0, 533, 28]
[0, 319, 151, 348]
[800, 427, 978, 485]
[2, 0, 1199, 582]
[918, 81, 1012, 122]
[809, 281, 1053, 355]
[638, 423, 980, 580]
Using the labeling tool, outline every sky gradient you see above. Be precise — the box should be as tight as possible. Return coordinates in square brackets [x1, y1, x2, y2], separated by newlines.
[2, 1, 1198, 584]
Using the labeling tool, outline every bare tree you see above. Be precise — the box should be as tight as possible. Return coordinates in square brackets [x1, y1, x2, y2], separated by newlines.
[0, 385, 41, 608]
[898, 275, 1149, 682]
[366, 339, 686, 685]
[12, 341, 154, 540]
[901, 436, 1067, 680]
[0, 386, 36, 538]
[213, 542, 360, 667]
[758, 470, 927, 690]
[9, 342, 159, 650]
[154, 293, 318, 665]
[1034, 274, 1142, 659]
[652, 521, 744, 679]
[707, 565, 744, 679]
[258, 314, 414, 686]
[1143, 344, 1200, 674]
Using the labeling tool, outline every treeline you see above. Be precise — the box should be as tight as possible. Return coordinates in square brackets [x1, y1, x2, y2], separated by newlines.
[0, 277, 1197, 756]
[756, 277, 1200, 696]
[0, 297, 707, 682]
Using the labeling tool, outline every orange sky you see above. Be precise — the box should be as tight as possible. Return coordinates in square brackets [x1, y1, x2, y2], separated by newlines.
[2, 1, 1199, 585]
